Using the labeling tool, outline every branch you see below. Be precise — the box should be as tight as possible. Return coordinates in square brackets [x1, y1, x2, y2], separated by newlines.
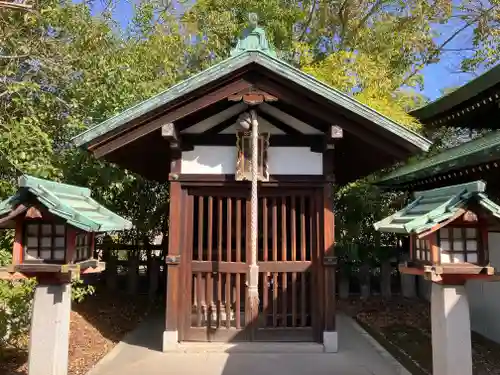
[338, 0, 349, 48]
[0, 1, 32, 10]
[399, 5, 498, 88]
[298, 0, 318, 43]
[352, 0, 386, 39]
[0, 54, 29, 60]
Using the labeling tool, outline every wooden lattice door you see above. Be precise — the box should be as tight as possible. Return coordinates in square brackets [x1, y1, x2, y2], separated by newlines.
[180, 187, 322, 342]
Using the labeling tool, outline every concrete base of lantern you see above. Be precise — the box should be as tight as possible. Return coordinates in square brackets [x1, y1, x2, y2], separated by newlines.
[28, 283, 72, 375]
[431, 283, 473, 375]
[323, 331, 338, 353]
[162, 330, 179, 352]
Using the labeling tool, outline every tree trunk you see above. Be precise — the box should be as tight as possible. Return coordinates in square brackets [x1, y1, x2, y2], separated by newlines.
[401, 273, 417, 298]
[338, 266, 350, 299]
[127, 251, 139, 295]
[106, 252, 118, 292]
[149, 257, 160, 300]
[380, 259, 392, 298]
[399, 252, 416, 298]
[359, 262, 371, 299]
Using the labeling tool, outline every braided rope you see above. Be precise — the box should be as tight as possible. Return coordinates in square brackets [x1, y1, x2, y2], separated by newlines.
[248, 110, 259, 306]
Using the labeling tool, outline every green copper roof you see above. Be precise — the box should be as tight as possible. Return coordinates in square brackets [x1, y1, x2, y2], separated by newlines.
[72, 35, 431, 153]
[374, 180, 500, 234]
[377, 130, 500, 187]
[410, 64, 500, 125]
[0, 175, 132, 232]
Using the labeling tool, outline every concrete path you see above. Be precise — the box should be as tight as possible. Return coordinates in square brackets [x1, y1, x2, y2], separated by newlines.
[87, 314, 409, 375]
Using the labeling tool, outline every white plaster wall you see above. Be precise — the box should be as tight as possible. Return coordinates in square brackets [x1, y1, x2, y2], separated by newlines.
[181, 146, 236, 174]
[267, 147, 322, 175]
[465, 232, 500, 343]
[181, 146, 322, 175]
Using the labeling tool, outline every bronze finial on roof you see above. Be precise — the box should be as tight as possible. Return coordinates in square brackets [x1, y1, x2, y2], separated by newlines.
[230, 13, 277, 57]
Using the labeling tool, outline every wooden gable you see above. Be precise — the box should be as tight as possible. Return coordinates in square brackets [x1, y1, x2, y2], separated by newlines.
[72, 23, 430, 185]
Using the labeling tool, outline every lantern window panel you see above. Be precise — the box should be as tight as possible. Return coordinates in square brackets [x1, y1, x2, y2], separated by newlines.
[466, 228, 477, 239]
[413, 236, 431, 262]
[55, 225, 65, 236]
[466, 240, 477, 252]
[438, 226, 481, 265]
[23, 222, 66, 262]
[27, 224, 38, 236]
[75, 233, 91, 261]
[42, 224, 52, 236]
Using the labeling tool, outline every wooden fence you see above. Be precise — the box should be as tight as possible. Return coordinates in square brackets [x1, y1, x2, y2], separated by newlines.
[87, 242, 419, 300]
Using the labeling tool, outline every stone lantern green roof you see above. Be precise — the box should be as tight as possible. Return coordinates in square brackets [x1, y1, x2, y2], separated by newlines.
[0, 175, 132, 232]
[373, 181, 500, 235]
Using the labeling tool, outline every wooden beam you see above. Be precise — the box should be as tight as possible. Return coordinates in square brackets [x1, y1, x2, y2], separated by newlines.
[256, 111, 303, 137]
[182, 134, 323, 147]
[203, 114, 241, 136]
[258, 102, 322, 134]
[92, 79, 253, 158]
[161, 123, 181, 150]
[255, 79, 410, 159]
[182, 102, 248, 134]
[228, 86, 277, 104]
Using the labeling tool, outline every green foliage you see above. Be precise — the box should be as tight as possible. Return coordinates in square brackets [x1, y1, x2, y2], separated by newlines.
[0, 0, 498, 350]
[71, 278, 95, 304]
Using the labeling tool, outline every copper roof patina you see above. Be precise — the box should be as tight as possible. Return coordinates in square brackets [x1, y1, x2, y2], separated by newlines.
[374, 180, 500, 235]
[72, 15, 431, 153]
[0, 175, 132, 232]
[410, 64, 500, 128]
[377, 130, 500, 187]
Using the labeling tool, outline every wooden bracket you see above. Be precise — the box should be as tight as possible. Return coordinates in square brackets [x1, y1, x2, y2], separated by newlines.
[323, 256, 337, 266]
[325, 125, 343, 149]
[165, 255, 181, 265]
[161, 123, 182, 150]
[228, 86, 277, 105]
[311, 125, 344, 152]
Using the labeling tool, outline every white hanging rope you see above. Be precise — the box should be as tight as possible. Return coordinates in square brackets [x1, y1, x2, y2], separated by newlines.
[248, 109, 259, 311]
[250, 109, 258, 269]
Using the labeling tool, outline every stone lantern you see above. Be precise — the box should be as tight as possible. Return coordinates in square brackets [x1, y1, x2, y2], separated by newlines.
[374, 180, 500, 375]
[0, 175, 132, 375]
[374, 180, 497, 283]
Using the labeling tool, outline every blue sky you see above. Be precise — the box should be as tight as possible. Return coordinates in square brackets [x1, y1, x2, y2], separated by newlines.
[91, 0, 480, 102]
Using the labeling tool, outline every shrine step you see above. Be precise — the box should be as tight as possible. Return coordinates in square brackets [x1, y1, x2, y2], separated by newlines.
[166, 342, 324, 354]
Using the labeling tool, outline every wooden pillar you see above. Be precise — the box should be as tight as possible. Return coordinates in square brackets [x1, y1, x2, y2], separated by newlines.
[12, 218, 24, 265]
[322, 149, 337, 352]
[163, 154, 183, 351]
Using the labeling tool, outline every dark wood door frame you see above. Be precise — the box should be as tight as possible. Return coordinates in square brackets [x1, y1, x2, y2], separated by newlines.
[179, 185, 325, 342]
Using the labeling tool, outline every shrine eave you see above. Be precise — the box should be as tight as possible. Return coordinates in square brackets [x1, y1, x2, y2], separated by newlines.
[72, 50, 431, 153]
[0, 175, 132, 232]
[376, 130, 500, 190]
[410, 64, 500, 129]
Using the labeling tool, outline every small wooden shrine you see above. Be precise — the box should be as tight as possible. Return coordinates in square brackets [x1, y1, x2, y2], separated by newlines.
[71, 14, 431, 352]
[375, 180, 500, 284]
[0, 175, 131, 375]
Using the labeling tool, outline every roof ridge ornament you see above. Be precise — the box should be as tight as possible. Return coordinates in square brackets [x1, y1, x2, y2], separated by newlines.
[230, 13, 277, 58]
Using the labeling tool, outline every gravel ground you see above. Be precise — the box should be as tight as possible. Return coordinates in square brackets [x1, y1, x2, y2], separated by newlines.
[0, 290, 152, 375]
[338, 297, 500, 375]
